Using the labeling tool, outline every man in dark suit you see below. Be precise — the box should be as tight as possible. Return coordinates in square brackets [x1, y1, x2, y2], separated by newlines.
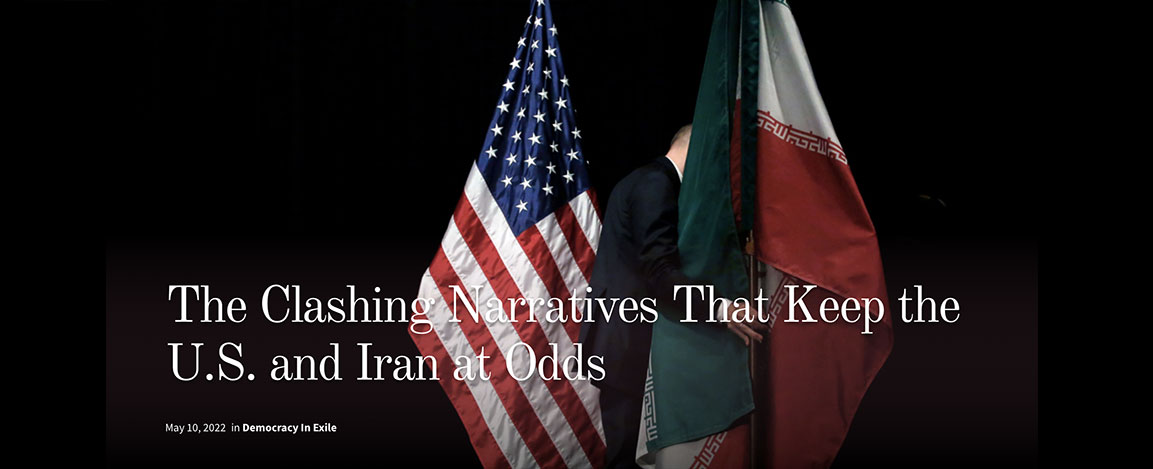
[578, 125, 766, 468]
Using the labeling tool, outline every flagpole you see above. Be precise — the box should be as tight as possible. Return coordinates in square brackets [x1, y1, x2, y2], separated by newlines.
[746, 234, 767, 468]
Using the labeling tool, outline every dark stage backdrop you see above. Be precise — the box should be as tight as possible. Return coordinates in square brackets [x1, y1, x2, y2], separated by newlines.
[93, 0, 1036, 467]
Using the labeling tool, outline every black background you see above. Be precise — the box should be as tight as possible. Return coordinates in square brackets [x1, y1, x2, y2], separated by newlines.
[86, 0, 1036, 467]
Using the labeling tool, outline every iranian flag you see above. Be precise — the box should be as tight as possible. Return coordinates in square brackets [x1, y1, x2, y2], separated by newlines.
[638, 0, 894, 467]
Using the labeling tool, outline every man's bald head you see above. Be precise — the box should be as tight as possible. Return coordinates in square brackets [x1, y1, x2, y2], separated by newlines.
[670, 124, 692, 150]
[665, 124, 692, 176]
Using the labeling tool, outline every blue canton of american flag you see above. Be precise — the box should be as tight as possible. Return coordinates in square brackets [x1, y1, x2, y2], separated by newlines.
[410, 1, 606, 468]
[478, 0, 590, 234]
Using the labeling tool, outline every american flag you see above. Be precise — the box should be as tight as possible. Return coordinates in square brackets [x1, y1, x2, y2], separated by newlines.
[409, 1, 605, 468]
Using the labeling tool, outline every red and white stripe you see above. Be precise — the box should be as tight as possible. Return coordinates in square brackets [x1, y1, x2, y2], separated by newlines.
[411, 163, 606, 469]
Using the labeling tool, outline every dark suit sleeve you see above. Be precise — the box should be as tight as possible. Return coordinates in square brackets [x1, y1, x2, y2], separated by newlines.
[629, 170, 726, 326]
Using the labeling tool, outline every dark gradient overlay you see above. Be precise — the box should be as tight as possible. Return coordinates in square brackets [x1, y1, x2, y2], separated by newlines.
[97, 0, 1036, 467]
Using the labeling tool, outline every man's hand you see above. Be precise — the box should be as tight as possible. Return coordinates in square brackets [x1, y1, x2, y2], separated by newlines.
[722, 300, 768, 346]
